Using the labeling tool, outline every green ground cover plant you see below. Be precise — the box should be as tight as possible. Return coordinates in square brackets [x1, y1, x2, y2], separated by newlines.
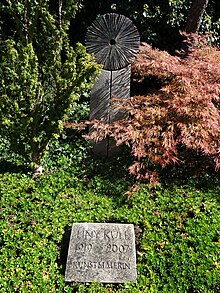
[0, 138, 219, 292]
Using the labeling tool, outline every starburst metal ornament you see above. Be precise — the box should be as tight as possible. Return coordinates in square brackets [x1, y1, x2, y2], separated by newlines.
[86, 13, 140, 71]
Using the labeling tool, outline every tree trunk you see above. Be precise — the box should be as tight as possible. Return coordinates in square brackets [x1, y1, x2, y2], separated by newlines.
[58, 0, 63, 30]
[32, 164, 43, 179]
[185, 0, 209, 33]
[31, 152, 43, 179]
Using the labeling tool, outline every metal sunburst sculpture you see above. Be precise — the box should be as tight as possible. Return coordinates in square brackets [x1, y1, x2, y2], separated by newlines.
[86, 13, 140, 71]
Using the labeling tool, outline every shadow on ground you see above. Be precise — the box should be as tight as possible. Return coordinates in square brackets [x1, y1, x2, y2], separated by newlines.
[0, 160, 30, 174]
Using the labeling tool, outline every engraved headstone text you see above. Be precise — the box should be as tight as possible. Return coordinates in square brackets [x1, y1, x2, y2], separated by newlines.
[65, 223, 137, 283]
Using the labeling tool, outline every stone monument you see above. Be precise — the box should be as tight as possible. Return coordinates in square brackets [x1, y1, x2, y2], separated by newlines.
[65, 223, 137, 283]
[86, 13, 140, 156]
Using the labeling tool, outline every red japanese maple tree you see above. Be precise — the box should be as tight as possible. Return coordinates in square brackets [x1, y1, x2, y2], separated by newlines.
[74, 36, 220, 183]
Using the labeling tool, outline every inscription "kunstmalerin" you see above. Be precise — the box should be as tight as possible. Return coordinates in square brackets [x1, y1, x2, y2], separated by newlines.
[71, 261, 131, 270]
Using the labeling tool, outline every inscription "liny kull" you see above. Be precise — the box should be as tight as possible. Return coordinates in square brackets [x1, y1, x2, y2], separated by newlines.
[76, 228, 129, 240]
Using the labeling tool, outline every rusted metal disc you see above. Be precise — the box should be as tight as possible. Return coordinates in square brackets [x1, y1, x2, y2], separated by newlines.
[86, 13, 140, 71]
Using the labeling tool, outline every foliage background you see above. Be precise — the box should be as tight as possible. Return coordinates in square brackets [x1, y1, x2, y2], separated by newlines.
[71, 0, 220, 52]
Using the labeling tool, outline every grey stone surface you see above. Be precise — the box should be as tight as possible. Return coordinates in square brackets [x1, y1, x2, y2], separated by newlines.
[90, 70, 111, 122]
[110, 65, 131, 122]
[89, 66, 131, 157]
[65, 223, 137, 283]
[90, 66, 131, 122]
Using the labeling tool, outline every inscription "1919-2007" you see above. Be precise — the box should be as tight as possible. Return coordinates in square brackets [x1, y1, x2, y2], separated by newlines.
[75, 243, 129, 253]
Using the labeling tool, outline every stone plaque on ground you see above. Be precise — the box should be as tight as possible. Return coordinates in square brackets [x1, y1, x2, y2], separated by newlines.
[65, 223, 137, 283]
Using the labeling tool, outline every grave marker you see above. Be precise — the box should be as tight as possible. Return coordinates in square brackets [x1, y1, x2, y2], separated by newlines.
[65, 223, 137, 283]
[86, 13, 140, 156]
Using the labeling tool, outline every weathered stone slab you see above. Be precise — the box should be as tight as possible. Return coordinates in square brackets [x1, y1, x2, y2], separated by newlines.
[90, 70, 111, 122]
[110, 65, 131, 122]
[89, 66, 131, 122]
[65, 223, 137, 283]
[89, 66, 131, 157]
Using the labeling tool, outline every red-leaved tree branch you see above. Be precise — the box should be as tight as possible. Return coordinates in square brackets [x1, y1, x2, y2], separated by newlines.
[68, 35, 220, 183]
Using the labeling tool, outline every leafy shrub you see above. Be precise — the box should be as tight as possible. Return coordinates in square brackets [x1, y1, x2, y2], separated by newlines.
[0, 1, 100, 175]
[87, 36, 220, 183]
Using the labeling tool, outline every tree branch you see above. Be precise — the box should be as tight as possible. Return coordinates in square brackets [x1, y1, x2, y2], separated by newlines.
[185, 0, 209, 33]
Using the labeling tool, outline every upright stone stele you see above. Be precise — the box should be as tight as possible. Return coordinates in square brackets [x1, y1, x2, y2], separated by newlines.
[86, 13, 140, 156]
[65, 223, 137, 283]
